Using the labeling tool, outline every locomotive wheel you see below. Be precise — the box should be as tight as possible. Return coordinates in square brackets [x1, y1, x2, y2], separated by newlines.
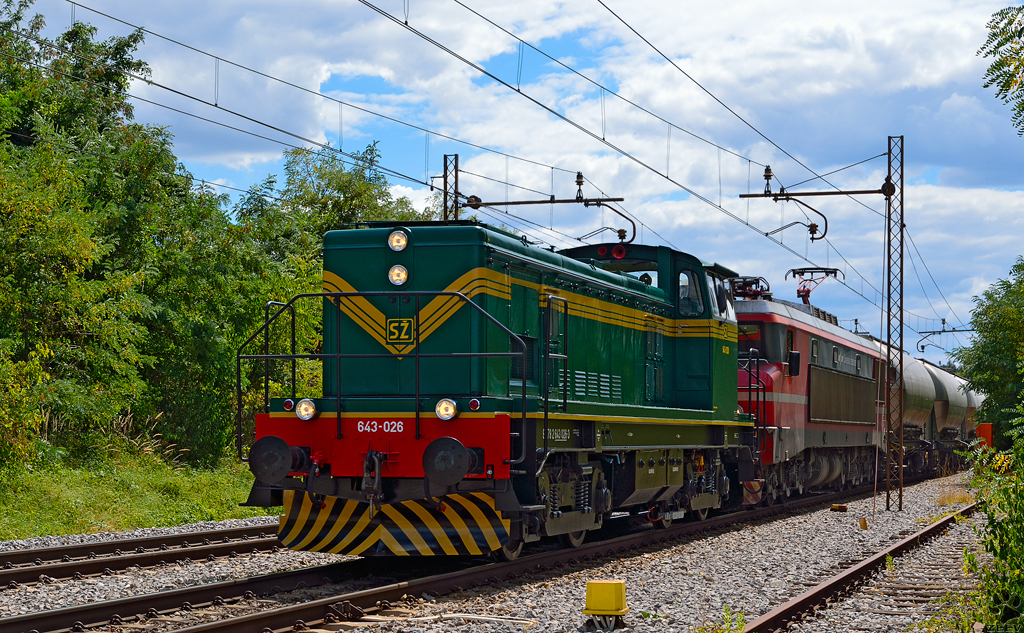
[493, 539, 524, 562]
[690, 507, 709, 521]
[558, 530, 587, 548]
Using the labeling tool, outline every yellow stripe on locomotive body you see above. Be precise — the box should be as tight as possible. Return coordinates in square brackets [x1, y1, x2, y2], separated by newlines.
[322, 267, 737, 357]
[278, 490, 511, 557]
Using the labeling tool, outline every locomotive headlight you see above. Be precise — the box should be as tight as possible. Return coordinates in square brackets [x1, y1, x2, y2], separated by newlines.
[435, 398, 458, 420]
[295, 398, 319, 421]
[387, 230, 408, 251]
[388, 265, 408, 285]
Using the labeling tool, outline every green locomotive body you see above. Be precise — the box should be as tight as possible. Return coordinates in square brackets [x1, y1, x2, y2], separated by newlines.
[243, 221, 754, 556]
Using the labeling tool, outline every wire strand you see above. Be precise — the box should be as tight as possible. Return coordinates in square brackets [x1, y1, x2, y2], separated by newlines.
[448, 0, 763, 166]
[64, 0, 577, 176]
[357, 0, 886, 310]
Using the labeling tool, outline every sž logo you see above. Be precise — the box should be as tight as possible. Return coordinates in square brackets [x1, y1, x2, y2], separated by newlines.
[386, 318, 414, 343]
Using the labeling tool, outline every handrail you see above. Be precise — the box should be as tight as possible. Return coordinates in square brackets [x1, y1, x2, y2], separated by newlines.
[264, 301, 296, 409]
[541, 295, 570, 461]
[739, 349, 768, 456]
[236, 291, 528, 464]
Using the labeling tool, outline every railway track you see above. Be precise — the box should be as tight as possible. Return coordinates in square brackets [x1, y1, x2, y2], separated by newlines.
[0, 480, 911, 633]
[744, 501, 981, 632]
[0, 525, 279, 587]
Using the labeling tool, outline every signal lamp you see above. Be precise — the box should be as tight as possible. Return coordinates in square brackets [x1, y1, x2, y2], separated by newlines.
[435, 398, 458, 420]
[388, 265, 409, 285]
[295, 398, 319, 421]
[283, 399, 294, 411]
[469, 398, 481, 411]
[612, 244, 627, 259]
[388, 230, 408, 251]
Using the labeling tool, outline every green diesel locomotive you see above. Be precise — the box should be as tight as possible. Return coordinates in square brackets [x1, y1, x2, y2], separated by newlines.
[241, 221, 758, 558]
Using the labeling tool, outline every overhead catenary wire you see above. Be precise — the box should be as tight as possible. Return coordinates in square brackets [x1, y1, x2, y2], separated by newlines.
[357, 0, 886, 310]
[63, 1, 577, 176]
[595, 0, 861, 203]
[594, 1, 970, 339]
[60, 1, 681, 246]
[0, 46, 431, 193]
[448, 0, 761, 166]
[58, 0, 966, 335]
[906, 230, 969, 330]
[459, 169, 552, 198]
[8, 40, 577, 252]
[59, 1, 695, 252]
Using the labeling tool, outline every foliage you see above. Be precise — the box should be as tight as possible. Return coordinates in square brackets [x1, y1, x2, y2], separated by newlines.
[693, 605, 746, 633]
[911, 591, 985, 633]
[280, 143, 429, 239]
[979, 6, 1024, 135]
[954, 256, 1024, 449]
[970, 406, 1024, 628]
[0, 1, 434, 465]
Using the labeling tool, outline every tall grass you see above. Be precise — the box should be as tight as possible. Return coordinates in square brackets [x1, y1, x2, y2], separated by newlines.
[0, 417, 277, 540]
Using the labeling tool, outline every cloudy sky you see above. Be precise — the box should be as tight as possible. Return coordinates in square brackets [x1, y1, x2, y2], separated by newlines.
[30, 0, 1024, 364]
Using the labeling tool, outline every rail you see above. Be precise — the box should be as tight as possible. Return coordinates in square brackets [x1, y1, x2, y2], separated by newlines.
[744, 501, 980, 632]
[235, 291, 528, 464]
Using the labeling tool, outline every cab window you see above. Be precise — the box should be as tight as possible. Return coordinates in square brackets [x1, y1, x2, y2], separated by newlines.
[678, 270, 704, 316]
[706, 276, 721, 317]
[714, 276, 735, 321]
[738, 323, 762, 356]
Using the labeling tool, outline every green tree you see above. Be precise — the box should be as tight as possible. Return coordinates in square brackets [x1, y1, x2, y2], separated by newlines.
[954, 257, 1024, 449]
[0, 0, 435, 465]
[280, 143, 430, 239]
[979, 6, 1024, 135]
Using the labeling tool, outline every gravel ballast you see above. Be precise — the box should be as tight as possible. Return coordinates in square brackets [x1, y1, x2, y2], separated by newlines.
[358, 474, 975, 633]
[0, 515, 348, 618]
[0, 475, 976, 631]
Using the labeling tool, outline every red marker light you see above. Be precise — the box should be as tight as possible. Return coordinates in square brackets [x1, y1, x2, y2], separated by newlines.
[283, 399, 294, 411]
[469, 398, 481, 411]
[612, 244, 627, 259]
[597, 246, 608, 256]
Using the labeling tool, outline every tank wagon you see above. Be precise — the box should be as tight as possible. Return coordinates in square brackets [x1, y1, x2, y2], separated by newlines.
[239, 220, 980, 558]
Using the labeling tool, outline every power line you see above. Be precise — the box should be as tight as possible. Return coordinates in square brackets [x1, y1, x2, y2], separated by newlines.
[448, 0, 763, 167]
[595, 0, 850, 197]
[5, 45, 577, 253]
[594, 2, 971, 339]
[64, 0, 577, 177]
[906, 230, 968, 329]
[357, 0, 885, 310]
[786, 154, 887, 190]
[458, 169, 551, 198]
[61, 1, 677, 247]
[3, 27, 430, 188]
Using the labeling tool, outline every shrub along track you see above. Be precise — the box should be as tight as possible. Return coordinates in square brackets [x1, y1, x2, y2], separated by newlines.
[0, 526, 279, 588]
[0, 479, 921, 633]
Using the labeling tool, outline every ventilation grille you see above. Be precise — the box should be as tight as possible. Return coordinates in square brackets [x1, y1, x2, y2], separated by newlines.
[574, 371, 622, 402]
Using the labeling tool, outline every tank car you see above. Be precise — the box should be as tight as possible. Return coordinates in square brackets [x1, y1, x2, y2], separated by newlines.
[239, 221, 759, 558]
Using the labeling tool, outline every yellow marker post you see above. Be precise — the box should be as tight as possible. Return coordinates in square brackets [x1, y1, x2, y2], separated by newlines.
[583, 580, 629, 631]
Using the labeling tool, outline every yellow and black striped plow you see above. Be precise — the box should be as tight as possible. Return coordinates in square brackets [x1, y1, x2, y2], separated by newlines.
[278, 490, 511, 556]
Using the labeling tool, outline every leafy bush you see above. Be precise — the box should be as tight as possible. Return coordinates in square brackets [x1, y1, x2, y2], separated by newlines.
[971, 406, 1024, 628]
